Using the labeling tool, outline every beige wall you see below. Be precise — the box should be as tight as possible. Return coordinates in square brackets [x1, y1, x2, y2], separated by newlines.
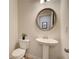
[60, 0, 69, 59]
[18, 0, 62, 59]
[9, 0, 18, 58]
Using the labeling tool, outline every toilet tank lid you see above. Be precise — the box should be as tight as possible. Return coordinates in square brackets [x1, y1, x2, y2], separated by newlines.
[12, 48, 25, 57]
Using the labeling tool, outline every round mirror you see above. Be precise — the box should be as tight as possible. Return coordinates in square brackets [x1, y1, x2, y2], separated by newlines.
[36, 8, 56, 31]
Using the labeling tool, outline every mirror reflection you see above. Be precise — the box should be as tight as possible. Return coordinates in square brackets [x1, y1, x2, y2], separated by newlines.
[36, 8, 56, 31]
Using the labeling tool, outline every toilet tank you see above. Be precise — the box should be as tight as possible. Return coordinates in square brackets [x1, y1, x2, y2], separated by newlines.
[19, 39, 29, 50]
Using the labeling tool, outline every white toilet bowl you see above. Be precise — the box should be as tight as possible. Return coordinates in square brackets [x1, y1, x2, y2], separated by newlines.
[12, 39, 29, 59]
[12, 48, 25, 59]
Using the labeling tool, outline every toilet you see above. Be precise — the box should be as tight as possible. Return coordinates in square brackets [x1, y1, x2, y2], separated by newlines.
[12, 39, 29, 59]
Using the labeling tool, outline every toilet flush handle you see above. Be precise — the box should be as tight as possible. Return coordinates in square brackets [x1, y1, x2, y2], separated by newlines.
[64, 48, 69, 53]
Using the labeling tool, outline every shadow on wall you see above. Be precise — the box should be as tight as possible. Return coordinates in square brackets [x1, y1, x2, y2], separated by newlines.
[15, 42, 20, 49]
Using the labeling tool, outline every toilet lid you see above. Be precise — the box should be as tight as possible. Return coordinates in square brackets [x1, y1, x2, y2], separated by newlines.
[12, 48, 25, 57]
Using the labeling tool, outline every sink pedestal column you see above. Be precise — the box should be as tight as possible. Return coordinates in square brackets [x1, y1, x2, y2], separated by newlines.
[43, 44, 49, 59]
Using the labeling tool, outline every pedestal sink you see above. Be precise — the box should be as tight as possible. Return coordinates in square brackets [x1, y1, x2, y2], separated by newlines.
[36, 38, 58, 59]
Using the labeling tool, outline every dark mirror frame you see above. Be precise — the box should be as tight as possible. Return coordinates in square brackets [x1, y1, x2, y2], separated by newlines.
[36, 8, 56, 31]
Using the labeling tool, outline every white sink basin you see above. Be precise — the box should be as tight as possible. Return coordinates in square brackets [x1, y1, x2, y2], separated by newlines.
[36, 38, 58, 46]
[36, 38, 58, 59]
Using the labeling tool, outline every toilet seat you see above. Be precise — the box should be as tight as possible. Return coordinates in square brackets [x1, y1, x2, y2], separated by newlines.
[12, 48, 25, 58]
